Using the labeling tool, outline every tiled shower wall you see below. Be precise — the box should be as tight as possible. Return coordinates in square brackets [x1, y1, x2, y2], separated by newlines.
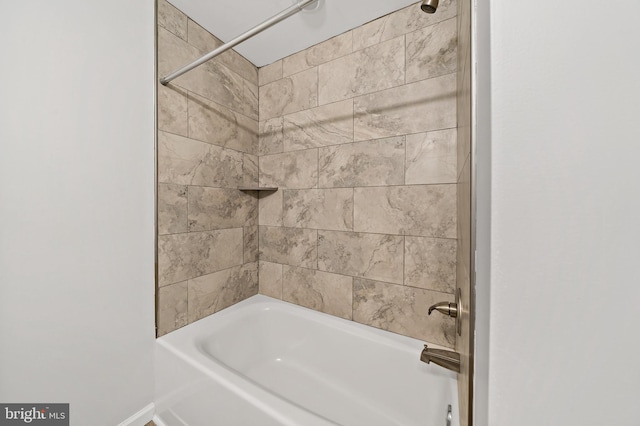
[456, 0, 472, 423]
[156, 0, 260, 336]
[257, 0, 459, 348]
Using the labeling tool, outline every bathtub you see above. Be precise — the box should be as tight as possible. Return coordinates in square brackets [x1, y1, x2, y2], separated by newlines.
[153, 295, 459, 426]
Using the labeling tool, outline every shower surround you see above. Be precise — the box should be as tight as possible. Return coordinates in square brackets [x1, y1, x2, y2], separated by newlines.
[156, 0, 260, 336]
[257, 0, 459, 348]
[156, 0, 460, 349]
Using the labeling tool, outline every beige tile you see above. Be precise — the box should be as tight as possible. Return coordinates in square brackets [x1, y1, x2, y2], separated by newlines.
[259, 118, 284, 156]
[259, 60, 283, 86]
[259, 261, 283, 299]
[352, 0, 457, 51]
[318, 37, 405, 105]
[158, 83, 188, 136]
[318, 231, 403, 284]
[259, 226, 317, 269]
[318, 137, 405, 188]
[354, 73, 456, 141]
[244, 226, 259, 263]
[259, 68, 318, 120]
[243, 154, 259, 186]
[186, 19, 220, 53]
[405, 128, 457, 184]
[157, 281, 188, 336]
[158, 228, 243, 286]
[159, 26, 255, 120]
[157, 131, 243, 187]
[158, 27, 201, 87]
[405, 236, 456, 293]
[282, 266, 353, 320]
[258, 190, 283, 227]
[244, 80, 259, 120]
[283, 100, 354, 151]
[187, 19, 258, 85]
[188, 263, 258, 322]
[353, 278, 456, 348]
[158, 0, 187, 41]
[188, 93, 258, 155]
[354, 185, 456, 238]
[406, 17, 458, 83]
[187, 187, 257, 231]
[259, 150, 318, 189]
[283, 188, 354, 231]
[158, 183, 188, 235]
[282, 32, 353, 77]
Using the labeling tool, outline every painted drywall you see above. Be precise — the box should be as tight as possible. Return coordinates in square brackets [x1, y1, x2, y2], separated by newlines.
[479, 1, 640, 425]
[0, 1, 156, 425]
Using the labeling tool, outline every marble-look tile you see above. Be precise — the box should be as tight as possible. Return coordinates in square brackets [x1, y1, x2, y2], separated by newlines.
[318, 231, 403, 284]
[283, 100, 354, 151]
[259, 226, 317, 269]
[158, 131, 243, 187]
[244, 80, 259, 120]
[405, 236, 456, 293]
[352, 0, 456, 51]
[283, 188, 353, 231]
[259, 261, 283, 299]
[186, 19, 220, 52]
[259, 190, 283, 227]
[259, 60, 283, 86]
[158, 183, 188, 235]
[157, 281, 188, 336]
[282, 266, 353, 320]
[158, 228, 243, 286]
[259, 68, 318, 120]
[158, 27, 201, 87]
[259, 150, 318, 189]
[187, 19, 258, 85]
[318, 137, 405, 188]
[187, 187, 257, 231]
[282, 32, 353, 77]
[354, 185, 456, 238]
[158, 0, 187, 41]
[188, 93, 258, 155]
[158, 83, 188, 136]
[185, 54, 256, 120]
[259, 118, 284, 156]
[243, 154, 259, 186]
[160, 26, 256, 120]
[318, 37, 405, 105]
[188, 263, 258, 322]
[406, 17, 458, 83]
[354, 73, 456, 141]
[405, 128, 457, 184]
[244, 226, 259, 263]
[353, 278, 456, 347]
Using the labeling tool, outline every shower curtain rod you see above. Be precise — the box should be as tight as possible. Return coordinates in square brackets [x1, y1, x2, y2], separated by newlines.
[160, 0, 318, 85]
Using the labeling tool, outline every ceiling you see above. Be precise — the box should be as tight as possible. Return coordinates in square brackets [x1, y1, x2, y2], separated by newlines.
[168, 0, 418, 67]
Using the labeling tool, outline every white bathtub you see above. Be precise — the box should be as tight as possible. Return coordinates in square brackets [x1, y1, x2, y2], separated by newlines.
[153, 295, 459, 426]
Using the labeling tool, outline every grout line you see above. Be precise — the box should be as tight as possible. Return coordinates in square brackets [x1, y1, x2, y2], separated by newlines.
[258, 224, 457, 241]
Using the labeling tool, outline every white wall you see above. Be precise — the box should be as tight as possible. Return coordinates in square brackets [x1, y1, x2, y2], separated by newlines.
[479, 1, 640, 425]
[0, 1, 156, 425]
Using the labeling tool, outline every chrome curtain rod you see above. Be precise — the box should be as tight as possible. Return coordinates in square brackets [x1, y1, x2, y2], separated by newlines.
[160, 0, 318, 85]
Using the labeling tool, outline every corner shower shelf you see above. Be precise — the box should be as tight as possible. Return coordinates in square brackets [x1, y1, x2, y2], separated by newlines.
[237, 186, 278, 191]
